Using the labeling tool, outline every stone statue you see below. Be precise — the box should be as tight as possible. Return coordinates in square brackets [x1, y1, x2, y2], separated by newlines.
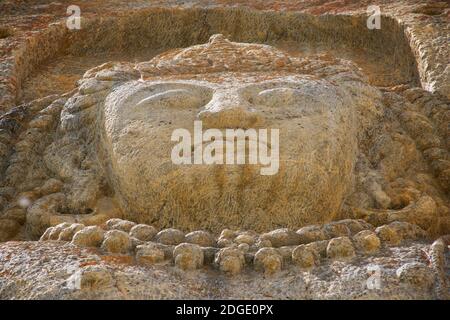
[0, 35, 448, 240]
[0, 34, 448, 300]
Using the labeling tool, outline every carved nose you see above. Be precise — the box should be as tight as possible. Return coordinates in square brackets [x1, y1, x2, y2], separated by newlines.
[198, 90, 264, 129]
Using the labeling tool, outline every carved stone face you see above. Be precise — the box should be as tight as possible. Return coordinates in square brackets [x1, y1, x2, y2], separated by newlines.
[101, 73, 359, 231]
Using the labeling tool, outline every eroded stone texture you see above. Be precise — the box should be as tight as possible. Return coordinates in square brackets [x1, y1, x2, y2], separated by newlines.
[129, 224, 157, 242]
[136, 244, 166, 265]
[396, 262, 435, 291]
[353, 230, 381, 254]
[0, 34, 447, 242]
[105, 218, 136, 233]
[155, 228, 185, 246]
[173, 243, 204, 270]
[185, 230, 216, 247]
[215, 247, 246, 275]
[71, 226, 104, 248]
[101, 36, 365, 232]
[292, 244, 320, 268]
[0, 2, 448, 299]
[326, 237, 356, 260]
[0, 238, 446, 299]
[36, 217, 441, 281]
[101, 230, 132, 254]
[254, 247, 283, 275]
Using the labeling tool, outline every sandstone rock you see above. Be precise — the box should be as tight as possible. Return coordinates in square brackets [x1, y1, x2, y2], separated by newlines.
[0, 218, 20, 241]
[65, 92, 107, 112]
[72, 226, 105, 248]
[326, 237, 355, 260]
[375, 224, 402, 246]
[48, 222, 72, 240]
[438, 169, 450, 191]
[40, 227, 54, 241]
[412, 3, 447, 16]
[238, 243, 250, 253]
[323, 222, 351, 238]
[136, 244, 166, 265]
[254, 248, 283, 275]
[0, 10, 447, 300]
[26, 193, 66, 239]
[387, 221, 426, 240]
[78, 265, 113, 290]
[155, 228, 185, 245]
[387, 196, 437, 230]
[185, 230, 215, 247]
[129, 224, 157, 241]
[217, 238, 233, 248]
[214, 247, 245, 275]
[101, 230, 132, 254]
[58, 223, 85, 241]
[307, 240, 330, 258]
[49, 215, 75, 228]
[79, 79, 114, 95]
[260, 228, 301, 247]
[40, 227, 58, 243]
[296, 225, 326, 243]
[98, 34, 368, 232]
[219, 229, 236, 240]
[234, 234, 255, 246]
[335, 219, 373, 234]
[39, 178, 63, 195]
[76, 214, 109, 228]
[105, 218, 136, 233]
[292, 244, 320, 268]
[92, 64, 139, 82]
[255, 239, 272, 249]
[396, 262, 435, 290]
[2, 207, 26, 225]
[353, 230, 380, 254]
[173, 243, 204, 270]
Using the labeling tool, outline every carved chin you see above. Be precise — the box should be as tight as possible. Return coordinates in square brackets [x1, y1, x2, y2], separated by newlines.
[108, 153, 352, 232]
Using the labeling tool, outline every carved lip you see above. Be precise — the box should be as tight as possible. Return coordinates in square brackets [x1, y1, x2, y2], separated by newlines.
[192, 135, 272, 151]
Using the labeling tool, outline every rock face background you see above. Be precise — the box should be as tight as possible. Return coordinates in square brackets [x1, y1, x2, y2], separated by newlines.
[0, 0, 448, 299]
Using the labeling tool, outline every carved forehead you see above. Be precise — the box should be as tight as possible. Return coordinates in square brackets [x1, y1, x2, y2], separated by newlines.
[141, 71, 320, 84]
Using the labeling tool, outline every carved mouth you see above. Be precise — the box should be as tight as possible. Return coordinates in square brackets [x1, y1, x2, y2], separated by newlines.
[192, 135, 272, 152]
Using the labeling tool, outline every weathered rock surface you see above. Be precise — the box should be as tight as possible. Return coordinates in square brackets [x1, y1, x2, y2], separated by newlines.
[71, 226, 104, 248]
[0, 240, 446, 299]
[101, 230, 132, 254]
[0, 0, 448, 300]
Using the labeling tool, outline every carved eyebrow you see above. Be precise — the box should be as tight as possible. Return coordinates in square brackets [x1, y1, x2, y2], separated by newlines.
[136, 89, 196, 107]
[257, 87, 298, 96]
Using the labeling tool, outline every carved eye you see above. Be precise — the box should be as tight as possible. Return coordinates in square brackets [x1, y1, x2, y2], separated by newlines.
[250, 85, 327, 116]
[136, 89, 204, 109]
